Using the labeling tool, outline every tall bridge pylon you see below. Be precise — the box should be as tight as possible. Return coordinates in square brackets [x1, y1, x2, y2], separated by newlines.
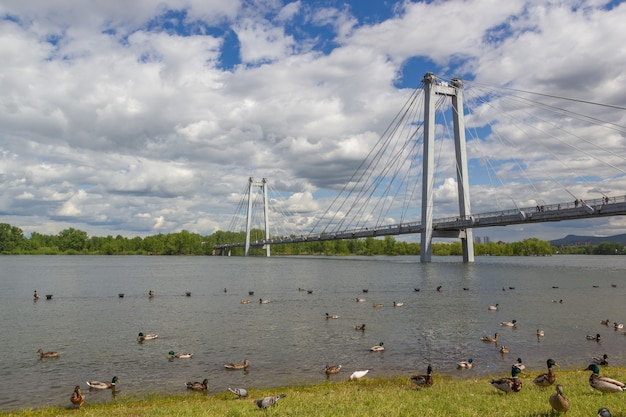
[244, 177, 270, 257]
[421, 73, 474, 262]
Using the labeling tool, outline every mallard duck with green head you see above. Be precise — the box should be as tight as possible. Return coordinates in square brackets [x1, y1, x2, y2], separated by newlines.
[168, 351, 193, 359]
[587, 364, 625, 393]
[137, 332, 158, 342]
[86, 376, 119, 390]
[490, 365, 522, 393]
[456, 358, 473, 369]
[533, 359, 559, 388]
[370, 342, 384, 352]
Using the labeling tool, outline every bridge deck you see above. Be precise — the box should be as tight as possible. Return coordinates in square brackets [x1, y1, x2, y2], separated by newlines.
[214, 195, 626, 250]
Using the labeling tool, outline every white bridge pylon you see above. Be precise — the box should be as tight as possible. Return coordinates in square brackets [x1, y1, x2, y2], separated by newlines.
[244, 177, 270, 257]
[421, 73, 474, 263]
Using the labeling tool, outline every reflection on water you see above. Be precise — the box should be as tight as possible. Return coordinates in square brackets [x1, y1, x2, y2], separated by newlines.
[1, 255, 625, 410]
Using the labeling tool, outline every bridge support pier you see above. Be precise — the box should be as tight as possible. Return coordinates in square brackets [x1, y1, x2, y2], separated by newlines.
[421, 73, 474, 263]
[244, 177, 271, 257]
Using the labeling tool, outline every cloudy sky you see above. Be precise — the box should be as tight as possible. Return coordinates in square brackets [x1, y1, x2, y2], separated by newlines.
[1, 0, 625, 244]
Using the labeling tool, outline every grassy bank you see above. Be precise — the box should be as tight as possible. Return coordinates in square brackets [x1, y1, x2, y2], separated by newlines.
[3, 368, 625, 416]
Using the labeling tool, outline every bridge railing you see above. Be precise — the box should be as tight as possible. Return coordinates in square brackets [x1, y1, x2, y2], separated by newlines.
[215, 194, 626, 250]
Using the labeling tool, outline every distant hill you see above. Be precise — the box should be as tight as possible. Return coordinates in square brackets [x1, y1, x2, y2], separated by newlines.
[550, 234, 626, 246]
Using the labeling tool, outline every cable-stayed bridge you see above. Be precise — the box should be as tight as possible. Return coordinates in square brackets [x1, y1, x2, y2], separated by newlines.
[214, 73, 626, 262]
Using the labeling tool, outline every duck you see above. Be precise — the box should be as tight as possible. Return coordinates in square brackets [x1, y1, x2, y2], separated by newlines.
[500, 320, 517, 327]
[362, 289, 369, 293]
[480, 332, 499, 343]
[224, 358, 250, 370]
[137, 332, 158, 342]
[168, 351, 193, 359]
[255, 394, 286, 409]
[185, 378, 208, 391]
[537, 329, 545, 337]
[355, 324, 366, 331]
[586, 333, 602, 341]
[355, 297, 366, 302]
[70, 386, 84, 409]
[601, 319, 610, 326]
[240, 299, 249, 304]
[259, 298, 269, 304]
[414, 288, 420, 292]
[533, 359, 559, 388]
[597, 408, 612, 417]
[372, 303, 383, 308]
[593, 354, 609, 366]
[456, 358, 473, 369]
[324, 364, 342, 375]
[487, 303, 499, 311]
[549, 384, 571, 415]
[513, 357, 526, 372]
[587, 363, 625, 393]
[349, 369, 370, 380]
[490, 365, 523, 393]
[325, 313, 340, 319]
[228, 387, 249, 399]
[393, 301, 404, 307]
[614, 322, 623, 330]
[370, 342, 384, 352]
[37, 348, 59, 358]
[148, 290, 155, 297]
[33, 290, 40, 300]
[500, 345, 509, 354]
[86, 376, 119, 390]
[410, 365, 434, 388]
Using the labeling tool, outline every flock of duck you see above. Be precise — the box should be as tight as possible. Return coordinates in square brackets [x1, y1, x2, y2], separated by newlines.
[36, 289, 284, 410]
[469, 298, 624, 416]
[33, 285, 624, 414]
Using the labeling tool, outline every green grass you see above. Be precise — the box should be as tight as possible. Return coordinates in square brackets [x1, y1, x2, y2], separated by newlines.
[3, 368, 625, 416]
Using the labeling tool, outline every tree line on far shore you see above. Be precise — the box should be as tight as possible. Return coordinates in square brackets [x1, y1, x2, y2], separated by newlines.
[0, 222, 623, 256]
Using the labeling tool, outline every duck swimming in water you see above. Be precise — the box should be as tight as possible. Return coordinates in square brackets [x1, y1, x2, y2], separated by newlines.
[86, 376, 119, 390]
[593, 354, 609, 366]
[185, 378, 208, 391]
[224, 358, 250, 370]
[456, 358, 473, 369]
[37, 348, 59, 358]
[480, 332, 499, 343]
[137, 332, 158, 342]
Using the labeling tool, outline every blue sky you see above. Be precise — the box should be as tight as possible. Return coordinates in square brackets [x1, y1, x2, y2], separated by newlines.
[0, 0, 625, 243]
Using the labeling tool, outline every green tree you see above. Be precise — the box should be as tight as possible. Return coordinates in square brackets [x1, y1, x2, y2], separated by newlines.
[0, 223, 25, 253]
[593, 242, 624, 255]
[57, 228, 88, 252]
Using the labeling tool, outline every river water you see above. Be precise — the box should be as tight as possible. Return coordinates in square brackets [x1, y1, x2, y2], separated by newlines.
[0, 254, 625, 410]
